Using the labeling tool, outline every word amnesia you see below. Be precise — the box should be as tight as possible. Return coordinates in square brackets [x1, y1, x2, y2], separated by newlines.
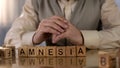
[18, 46, 86, 57]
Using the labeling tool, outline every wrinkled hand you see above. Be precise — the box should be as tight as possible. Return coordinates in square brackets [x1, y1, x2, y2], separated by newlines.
[33, 16, 68, 44]
[52, 20, 83, 45]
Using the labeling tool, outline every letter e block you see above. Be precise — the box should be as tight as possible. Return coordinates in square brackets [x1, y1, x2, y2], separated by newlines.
[3, 46, 16, 57]
[46, 46, 56, 57]
[77, 46, 86, 57]
[0, 48, 12, 59]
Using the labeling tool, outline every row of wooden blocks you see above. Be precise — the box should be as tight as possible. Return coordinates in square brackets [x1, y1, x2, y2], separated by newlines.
[0, 46, 15, 59]
[18, 46, 86, 57]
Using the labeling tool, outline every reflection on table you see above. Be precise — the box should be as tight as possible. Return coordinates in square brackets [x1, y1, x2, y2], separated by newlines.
[0, 48, 119, 68]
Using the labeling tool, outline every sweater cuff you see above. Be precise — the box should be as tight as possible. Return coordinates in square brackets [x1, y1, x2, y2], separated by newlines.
[81, 30, 100, 49]
[22, 31, 35, 46]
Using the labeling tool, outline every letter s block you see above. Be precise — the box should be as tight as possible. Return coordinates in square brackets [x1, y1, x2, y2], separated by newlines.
[57, 46, 66, 57]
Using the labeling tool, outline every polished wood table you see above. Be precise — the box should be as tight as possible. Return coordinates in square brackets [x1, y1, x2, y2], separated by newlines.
[0, 48, 119, 68]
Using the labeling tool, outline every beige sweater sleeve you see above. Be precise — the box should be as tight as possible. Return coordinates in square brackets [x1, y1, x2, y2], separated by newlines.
[4, 0, 38, 48]
[81, 0, 120, 49]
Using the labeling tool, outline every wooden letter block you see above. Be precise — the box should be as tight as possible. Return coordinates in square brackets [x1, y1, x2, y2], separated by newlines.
[36, 46, 46, 57]
[18, 46, 28, 57]
[77, 46, 86, 57]
[99, 51, 112, 68]
[28, 47, 36, 57]
[0, 48, 12, 59]
[66, 46, 76, 56]
[57, 46, 66, 57]
[46, 46, 56, 57]
[3, 46, 16, 57]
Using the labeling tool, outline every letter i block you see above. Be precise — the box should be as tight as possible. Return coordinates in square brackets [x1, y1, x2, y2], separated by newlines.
[0, 48, 12, 59]
[66, 46, 76, 57]
[76, 46, 86, 57]
[3, 46, 16, 57]
[27, 47, 37, 57]
[57, 46, 66, 57]
[46, 46, 56, 57]
[18, 46, 28, 57]
[99, 51, 112, 68]
[36, 46, 46, 57]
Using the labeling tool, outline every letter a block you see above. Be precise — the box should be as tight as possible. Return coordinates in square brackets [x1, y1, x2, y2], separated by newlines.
[77, 46, 86, 57]
[0, 48, 12, 59]
[66, 46, 76, 56]
[36, 46, 46, 57]
[99, 51, 112, 68]
[46, 46, 56, 57]
[57, 46, 66, 57]
[18, 46, 28, 57]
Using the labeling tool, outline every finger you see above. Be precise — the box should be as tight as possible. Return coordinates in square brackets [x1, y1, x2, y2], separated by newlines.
[43, 20, 65, 33]
[53, 34, 65, 43]
[52, 34, 58, 43]
[51, 19, 68, 29]
[51, 16, 68, 25]
[41, 26, 61, 35]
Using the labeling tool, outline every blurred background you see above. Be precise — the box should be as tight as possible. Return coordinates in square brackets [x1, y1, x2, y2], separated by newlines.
[0, 0, 25, 45]
[0, 0, 120, 46]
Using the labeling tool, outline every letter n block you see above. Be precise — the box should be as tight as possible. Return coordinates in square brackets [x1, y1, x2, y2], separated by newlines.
[36, 46, 46, 57]
[66, 46, 76, 57]
[0, 48, 12, 59]
[18, 46, 28, 57]
[76, 46, 86, 57]
[46, 46, 56, 57]
[28, 47, 37, 57]
[57, 46, 66, 57]
[99, 51, 112, 68]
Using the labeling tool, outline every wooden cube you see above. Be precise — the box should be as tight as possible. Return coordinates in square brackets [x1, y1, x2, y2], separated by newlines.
[0, 48, 12, 59]
[77, 57, 86, 67]
[99, 51, 112, 68]
[18, 46, 28, 57]
[46, 46, 56, 57]
[36, 46, 46, 57]
[66, 46, 76, 56]
[76, 46, 86, 57]
[57, 46, 66, 57]
[3, 46, 16, 57]
[27, 47, 37, 57]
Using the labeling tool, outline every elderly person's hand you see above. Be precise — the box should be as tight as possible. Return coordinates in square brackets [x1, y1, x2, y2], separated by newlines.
[33, 16, 68, 44]
[52, 20, 84, 45]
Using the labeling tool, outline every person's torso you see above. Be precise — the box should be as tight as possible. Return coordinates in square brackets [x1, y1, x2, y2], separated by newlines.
[32, 0, 104, 46]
